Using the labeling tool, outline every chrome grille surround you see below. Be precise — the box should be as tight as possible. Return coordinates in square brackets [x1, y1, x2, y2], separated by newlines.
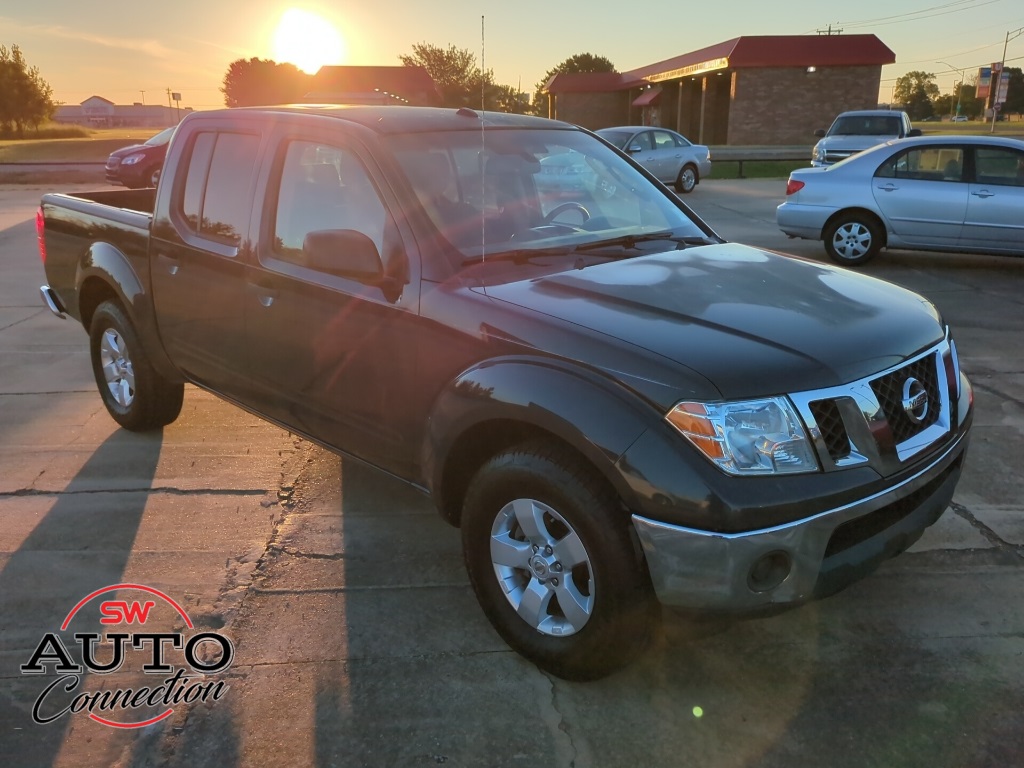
[789, 333, 957, 476]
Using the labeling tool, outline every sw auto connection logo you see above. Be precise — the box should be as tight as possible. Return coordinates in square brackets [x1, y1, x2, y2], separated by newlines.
[20, 583, 232, 728]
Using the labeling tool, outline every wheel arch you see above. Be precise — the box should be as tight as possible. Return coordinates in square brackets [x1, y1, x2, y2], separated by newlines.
[822, 207, 888, 248]
[425, 359, 653, 527]
[75, 242, 182, 382]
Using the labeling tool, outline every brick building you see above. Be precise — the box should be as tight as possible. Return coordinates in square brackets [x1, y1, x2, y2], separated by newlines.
[543, 35, 896, 145]
[54, 96, 192, 128]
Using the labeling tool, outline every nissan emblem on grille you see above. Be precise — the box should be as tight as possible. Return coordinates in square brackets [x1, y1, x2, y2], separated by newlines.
[902, 377, 929, 425]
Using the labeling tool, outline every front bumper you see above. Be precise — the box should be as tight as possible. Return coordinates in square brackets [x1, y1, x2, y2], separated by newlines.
[632, 421, 968, 613]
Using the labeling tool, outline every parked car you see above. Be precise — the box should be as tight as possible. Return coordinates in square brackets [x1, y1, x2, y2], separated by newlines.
[778, 134, 1024, 265]
[951, 115, 970, 123]
[596, 126, 711, 193]
[104, 126, 175, 189]
[811, 109, 920, 167]
[38, 106, 972, 680]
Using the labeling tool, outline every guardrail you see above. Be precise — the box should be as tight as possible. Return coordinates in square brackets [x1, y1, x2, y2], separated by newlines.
[709, 147, 811, 179]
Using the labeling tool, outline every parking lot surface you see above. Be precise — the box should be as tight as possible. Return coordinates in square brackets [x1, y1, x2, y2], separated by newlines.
[1, 180, 1021, 767]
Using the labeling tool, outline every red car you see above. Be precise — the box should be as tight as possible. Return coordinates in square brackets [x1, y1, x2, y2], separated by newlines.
[104, 127, 174, 188]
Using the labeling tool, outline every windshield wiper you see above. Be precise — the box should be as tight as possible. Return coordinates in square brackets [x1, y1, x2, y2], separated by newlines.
[461, 233, 715, 266]
[574, 232, 714, 253]
[461, 246, 574, 266]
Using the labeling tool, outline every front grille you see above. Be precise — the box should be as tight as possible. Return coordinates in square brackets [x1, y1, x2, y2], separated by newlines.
[790, 339, 956, 476]
[870, 355, 940, 444]
[809, 399, 850, 461]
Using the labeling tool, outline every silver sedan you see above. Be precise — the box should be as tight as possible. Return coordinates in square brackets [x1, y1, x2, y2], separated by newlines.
[777, 135, 1024, 266]
[596, 126, 711, 194]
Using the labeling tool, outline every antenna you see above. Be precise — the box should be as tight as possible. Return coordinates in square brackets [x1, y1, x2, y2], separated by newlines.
[481, 15, 486, 113]
[480, 15, 487, 265]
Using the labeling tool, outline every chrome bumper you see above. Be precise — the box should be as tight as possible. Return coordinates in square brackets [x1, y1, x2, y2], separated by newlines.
[40, 285, 66, 319]
[632, 422, 969, 613]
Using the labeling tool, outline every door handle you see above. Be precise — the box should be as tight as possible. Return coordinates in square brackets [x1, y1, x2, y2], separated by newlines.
[877, 183, 899, 192]
[971, 190, 995, 198]
[156, 253, 180, 275]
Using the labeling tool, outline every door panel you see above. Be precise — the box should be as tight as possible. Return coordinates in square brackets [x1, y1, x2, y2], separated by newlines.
[872, 145, 967, 245]
[959, 147, 1024, 251]
[151, 129, 260, 391]
[244, 137, 420, 477]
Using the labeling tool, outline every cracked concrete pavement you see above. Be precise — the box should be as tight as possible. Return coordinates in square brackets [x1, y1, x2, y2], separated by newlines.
[1, 180, 1022, 767]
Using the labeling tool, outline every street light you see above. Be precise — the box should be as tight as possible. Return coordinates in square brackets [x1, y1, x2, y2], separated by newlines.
[990, 26, 1024, 133]
[937, 61, 965, 119]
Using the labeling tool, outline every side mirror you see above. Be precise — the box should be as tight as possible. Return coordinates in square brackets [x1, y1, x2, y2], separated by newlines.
[814, 129, 826, 138]
[302, 229, 384, 283]
[627, 143, 643, 154]
[907, 128, 922, 138]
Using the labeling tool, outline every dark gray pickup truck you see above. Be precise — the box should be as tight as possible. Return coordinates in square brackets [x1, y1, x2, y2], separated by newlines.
[37, 106, 973, 680]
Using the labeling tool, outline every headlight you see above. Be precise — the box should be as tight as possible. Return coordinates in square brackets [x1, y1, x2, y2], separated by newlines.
[812, 144, 825, 162]
[121, 153, 146, 165]
[666, 397, 818, 475]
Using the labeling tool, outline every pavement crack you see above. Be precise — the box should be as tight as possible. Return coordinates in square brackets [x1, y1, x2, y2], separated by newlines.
[949, 501, 1016, 553]
[540, 670, 588, 768]
[0, 487, 269, 498]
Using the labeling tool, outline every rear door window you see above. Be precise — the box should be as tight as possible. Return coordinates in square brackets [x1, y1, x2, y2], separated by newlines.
[178, 130, 260, 245]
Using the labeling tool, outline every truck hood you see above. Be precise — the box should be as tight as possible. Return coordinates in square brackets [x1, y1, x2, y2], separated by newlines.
[817, 134, 897, 152]
[483, 243, 943, 399]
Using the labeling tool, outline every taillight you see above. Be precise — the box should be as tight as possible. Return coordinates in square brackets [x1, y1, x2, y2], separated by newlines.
[36, 206, 47, 265]
[785, 179, 805, 196]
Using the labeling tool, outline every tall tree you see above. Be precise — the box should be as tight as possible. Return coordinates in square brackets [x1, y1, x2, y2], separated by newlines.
[221, 58, 310, 107]
[892, 71, 939, 119]
[532, 53, 616, 115]
[399, 43, 490, 109]
[0, 44, 55, 136]
[1002, 67, 1023, 118]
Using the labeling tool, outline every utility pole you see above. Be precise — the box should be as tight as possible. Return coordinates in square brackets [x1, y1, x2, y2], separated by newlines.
[937, 61, 965, 119]
[139, 90, 146, 105]
[991, 26, 1024, 133]
[816, 25, 842, 35]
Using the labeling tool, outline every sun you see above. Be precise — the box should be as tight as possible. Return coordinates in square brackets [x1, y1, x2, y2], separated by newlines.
[273, 8, 345, 74]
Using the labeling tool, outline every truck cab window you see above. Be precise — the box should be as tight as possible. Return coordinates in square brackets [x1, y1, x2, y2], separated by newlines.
[180, 131, 260, 245]
[272, 141, 386, 265]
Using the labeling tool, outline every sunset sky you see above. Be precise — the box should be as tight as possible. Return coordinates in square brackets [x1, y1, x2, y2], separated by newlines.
[2, 0, 1022, 110]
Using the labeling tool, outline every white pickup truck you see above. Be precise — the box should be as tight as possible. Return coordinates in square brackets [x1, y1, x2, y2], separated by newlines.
[812, 109, 921, 167]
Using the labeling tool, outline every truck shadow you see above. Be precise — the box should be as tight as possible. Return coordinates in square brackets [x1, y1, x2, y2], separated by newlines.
[0, 429, 163, 766]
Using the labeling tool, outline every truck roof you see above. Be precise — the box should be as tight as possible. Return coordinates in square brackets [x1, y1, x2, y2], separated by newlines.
[184, 105, 576, 135]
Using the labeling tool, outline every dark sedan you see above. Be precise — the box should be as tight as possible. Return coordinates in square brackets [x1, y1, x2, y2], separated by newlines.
[104, 127, 174, 189]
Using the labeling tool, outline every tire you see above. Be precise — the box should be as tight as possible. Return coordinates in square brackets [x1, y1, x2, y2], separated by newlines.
[89, 301, 184, 431]
[146, 165, 162, 188]
[824, 212, 883, 266]
[462, 441, 659, 681]
[675, 164, 698, 194]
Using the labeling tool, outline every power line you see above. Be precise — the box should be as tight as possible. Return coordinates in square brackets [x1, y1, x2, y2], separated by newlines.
[838, 0, 1003, 29]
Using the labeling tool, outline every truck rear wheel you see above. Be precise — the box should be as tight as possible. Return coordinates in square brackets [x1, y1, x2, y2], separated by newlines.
[461, 441, 658, 680]
[89, 301, 183, 431]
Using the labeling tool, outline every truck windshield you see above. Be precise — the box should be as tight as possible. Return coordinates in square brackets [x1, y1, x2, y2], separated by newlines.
[385, 128, 708, 263]
[829, 116, 902, 136]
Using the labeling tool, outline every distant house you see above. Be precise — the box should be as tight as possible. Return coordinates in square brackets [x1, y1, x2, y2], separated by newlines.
[543, 34, 897, 145]
[53, 95, 192, 128]
[305, 66, 441, 106]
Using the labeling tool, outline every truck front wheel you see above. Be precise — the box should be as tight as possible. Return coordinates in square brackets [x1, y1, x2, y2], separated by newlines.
[461, 441, 658, 680]
[89, 301, 184, 431]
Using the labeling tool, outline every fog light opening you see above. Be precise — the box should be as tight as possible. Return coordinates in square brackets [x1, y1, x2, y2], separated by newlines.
[748, 551, 792, 593]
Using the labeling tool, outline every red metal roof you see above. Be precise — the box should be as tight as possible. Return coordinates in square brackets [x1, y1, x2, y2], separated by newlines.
[628, 35, 895, 81]
[632, 87, 662, 107]
[543, 71, 646, 94]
